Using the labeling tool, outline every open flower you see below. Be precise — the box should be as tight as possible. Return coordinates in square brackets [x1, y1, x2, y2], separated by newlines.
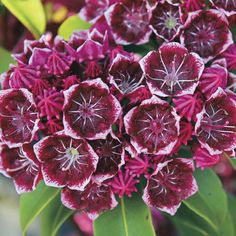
[209, 0, 236, 17]
[0, 144, 41, 193]
[195, 88, 236, 155]
[181, 10, 233, 62]
[89, 135, 125, 181]
[105, 0, 152, 44]
[63, 78, 122, 140]
[34, 133, 99, 190]
[143, 158, 198, 215]
[124, 96, 180, 155]
[61, 182, 118, 220]
[0, 89, 39, 148]
[140, 43, 204, 97]
[150, 2, 182, 41]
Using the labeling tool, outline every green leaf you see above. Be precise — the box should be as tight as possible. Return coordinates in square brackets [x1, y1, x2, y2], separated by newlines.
[227, 195, 236, 233]
[0, 47, 14, 73]
[224, 152, 236, 170]
[20, 181, 60, 236]
[40, 194, 73, 236]
[1, 0, 46, 38]
[183, 169, 227, 230]
[58, 15, 91, 40]
[93, 190, 156, 236]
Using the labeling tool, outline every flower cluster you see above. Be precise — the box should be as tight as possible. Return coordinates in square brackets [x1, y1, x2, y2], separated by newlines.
[0, 0, 236, 220]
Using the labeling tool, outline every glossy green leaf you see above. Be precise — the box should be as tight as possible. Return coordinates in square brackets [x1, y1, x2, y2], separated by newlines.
[0, 47, 14, 73]
[40, 194, 73, 236]
[1, 0, 46, 38]
[58, 15, 91, 40]
[93, 190, 156, 236]
[20, 182, 60, 236]
[183, 169, 227, 230]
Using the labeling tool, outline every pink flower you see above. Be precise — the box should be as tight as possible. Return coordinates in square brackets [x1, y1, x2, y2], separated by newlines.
[143, 158, 198, 215]
[220, 44, 236, 70]
[209, 0, 236, 17]
[109, 170, 139, 198]
[193, 145, 221, 170]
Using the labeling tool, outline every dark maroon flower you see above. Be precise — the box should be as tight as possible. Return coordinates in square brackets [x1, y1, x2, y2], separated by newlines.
[143, 158, 198, 215]
[37, 88, 64, 119]
[181, 10, 233, 62]
[61, 182, 118, 219]
[193, 145, 221, 170]
[173, 92, 204, 122]
[140, 43, 204, 97]
[199, 64, 228, 98]
[220, 44, 236, 70]
[105, 0, 152, 45]
[150, 2, 182, 41]
[124, 96, 180, 155]
[89, 135, 124, 181]
[34, 133, 99, 190]
[0, 144, 41, 193]
[63, 78, 121, 140]
[209, 0, 236, 16]
[109, 54, 144, 96]
[195, 88, 236, 155]
[109, 170, 139, 198]
[0, 89, 39, 148]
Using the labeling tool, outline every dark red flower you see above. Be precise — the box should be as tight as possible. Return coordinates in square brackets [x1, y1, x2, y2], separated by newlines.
[109, 170, 139, 197]
[34, 133, 99, 190]
[140, 43, 204, 97]
[109, 54, 144, 96]
[61, 182, 118, 219]
[0, 144, 41, 193]
[195, 88, 236, 155]
[209, 0, 236, 17]
[105, 0, 152, 45]
[181, 10, 233, 62]
[181, 0, 205, 12]
[143, 158, 198, 215]
[124, 96, 180, 155]
[89, 135, 124, 181]
[150, 2, 183, 41]
[0, 89, 39, 148]
[193, 145, 221, 170]
[63, 78, 121, 140]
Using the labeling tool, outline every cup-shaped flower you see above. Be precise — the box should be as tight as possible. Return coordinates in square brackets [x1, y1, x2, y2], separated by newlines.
[140, 43, 204, 97]
[0, 144, 41, 194]
[0, 89, 39, 148]
[105, 0, 152, 45]
[63, 78, 122, 140]
[89, 135, 125, 181]
[181, 10, 233, 62]
[195, 88, 236, 155]
[124, 96, 180, 155]
[143, 158, 198, 215]
[209, 0, 236, 17]
[34, 133, 99, 190]
[61, 182, 118, 220]
[150, 2, 182, 41]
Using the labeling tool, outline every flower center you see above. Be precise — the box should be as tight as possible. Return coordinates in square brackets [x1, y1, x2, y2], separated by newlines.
[165, 17, 177, 29]
[150, 120, 164, 134]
